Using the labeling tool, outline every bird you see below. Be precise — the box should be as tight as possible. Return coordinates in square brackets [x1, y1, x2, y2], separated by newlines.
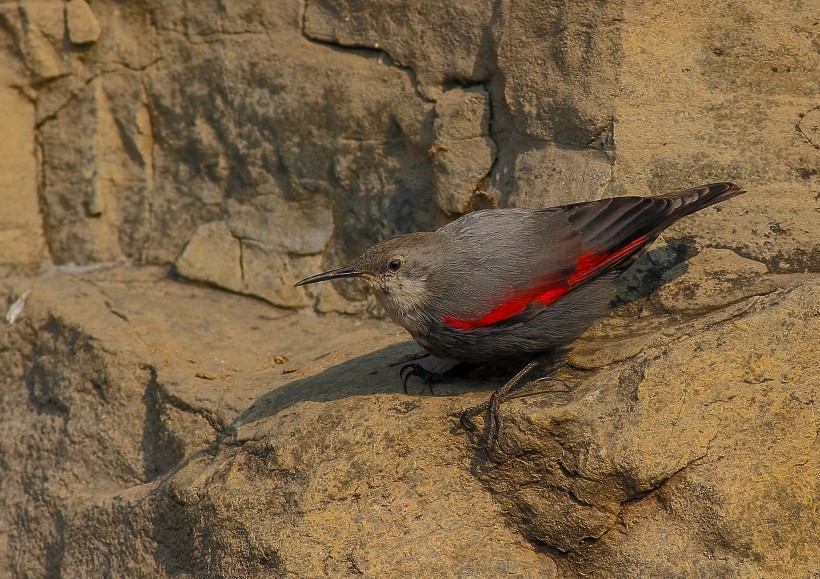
[295, 182, 745, 460]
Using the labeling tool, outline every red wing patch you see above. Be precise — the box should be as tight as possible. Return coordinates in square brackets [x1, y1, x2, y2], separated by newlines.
[443, 235, 648, 331]
[567, 235, 647, 286]
[443, 285, 569, 331]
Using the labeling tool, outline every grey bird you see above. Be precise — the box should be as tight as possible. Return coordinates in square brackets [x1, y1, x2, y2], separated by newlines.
[295, 182, 745, 459]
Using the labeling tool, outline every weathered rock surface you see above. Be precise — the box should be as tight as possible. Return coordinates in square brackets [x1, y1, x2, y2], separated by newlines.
[431, 87, 498, 215]
[0, 39, 46, 277]
[496, 281, 820, 576]
[0, 268, 556, 577]
[1, 0, 819, 576]
[65, 0, 101, 46]
[1, 267, 817, 577]
[1, 0, 816, 308]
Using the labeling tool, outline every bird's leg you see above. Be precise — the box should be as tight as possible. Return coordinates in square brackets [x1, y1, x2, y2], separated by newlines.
[459, 360, 539, 461]
[400, 360, 473, 395]
[459, 360, 539, 431]
[459, 360, 570, 462]
[490, 375, 571, 457]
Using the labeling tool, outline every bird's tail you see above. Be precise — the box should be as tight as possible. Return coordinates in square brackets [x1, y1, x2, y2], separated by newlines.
[659, 182, 746, 220]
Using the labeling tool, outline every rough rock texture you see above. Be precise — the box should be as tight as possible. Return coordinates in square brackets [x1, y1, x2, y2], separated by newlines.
[65, 0, 101, 46]
[0, 0, 816, 307]
[0, 33, 46, 277]
[431, 87, 498, 215]
[0, 268, 559, 577]
[1, 0, 819, 576]
[1, 268, 818, 577]
[497, 282, 820, 576]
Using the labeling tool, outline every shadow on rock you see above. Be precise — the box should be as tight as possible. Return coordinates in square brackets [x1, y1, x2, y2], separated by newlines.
[229, 243, 696, 445]
[228, 341, 483, 434]
[613, 242, 694, 307]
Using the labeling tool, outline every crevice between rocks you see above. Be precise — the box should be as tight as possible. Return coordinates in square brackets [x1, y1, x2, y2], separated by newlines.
[138, 77, 158, 263]
[33, 72, 101, 129]
[141, 363, 225, 481]
[150, 366, 226, 436]
[298, 0, 433, 104]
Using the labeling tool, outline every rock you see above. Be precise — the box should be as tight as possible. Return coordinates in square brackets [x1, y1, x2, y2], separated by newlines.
[500, 143, 614, 208]
[798, 107, 820, 149]
[0, 267, 557, 577]
[431, 87, 497, 215]
[141, 11, 437, 271]
[434, 86, 493, 141]
[14, 3, 69, 81]
[496, 0, 622, 146]
[653, 247, 775, 313]
[609, 0, 820, 271]
[37, 75, 152, 264]
[303, 0, 495, 97]
[0, 76, 45, 276]
[176, 220, 328, 309]
[2, 0, 816, 291]
[226, 196, 333, 255]
[489, 281, 820, 576]
[1, 267, 817, 576]
[239, 240, 319, 308]
[175, 221, 243, 293]
[1, 0, 819, 575]
[66, 0, 102, 46]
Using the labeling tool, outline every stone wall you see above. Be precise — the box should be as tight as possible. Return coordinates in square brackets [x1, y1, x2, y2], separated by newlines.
[2, 0, 817, 305]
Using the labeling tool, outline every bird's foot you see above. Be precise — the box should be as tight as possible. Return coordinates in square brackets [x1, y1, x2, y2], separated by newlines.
[459, 364, 570, 463]
[399, 361, 473, 395]
[400, 363, 437, 394]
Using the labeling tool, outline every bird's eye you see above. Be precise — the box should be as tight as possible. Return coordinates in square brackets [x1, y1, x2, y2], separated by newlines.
[387, 258, 403, 272]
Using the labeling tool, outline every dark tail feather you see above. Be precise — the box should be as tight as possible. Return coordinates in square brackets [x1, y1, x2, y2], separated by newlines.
[564, 181, 745, 262]
[571, 182, 745, 247]
[662, 182, 746, 220]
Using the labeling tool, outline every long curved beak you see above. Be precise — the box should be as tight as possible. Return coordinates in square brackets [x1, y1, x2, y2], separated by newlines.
[294, 265, 362, 287]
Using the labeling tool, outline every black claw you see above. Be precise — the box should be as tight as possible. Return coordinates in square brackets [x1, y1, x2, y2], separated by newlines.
[399, 361, 471, 396]
[458, 402, 487, 433]
[399, 364, 411, 384]
[400, 363, 420, 394]
[399, 363, 437, 395]
[529, 375, 571, 392]
[457, 359, 573, 463]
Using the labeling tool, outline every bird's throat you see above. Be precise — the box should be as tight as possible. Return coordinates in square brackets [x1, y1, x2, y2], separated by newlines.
[370, 281, 429, 335]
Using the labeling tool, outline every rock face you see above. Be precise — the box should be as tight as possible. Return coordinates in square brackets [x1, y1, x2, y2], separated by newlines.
[65, 0, 101, 46]
[0, 0, 818, 576]
[495, 282, 820, 576]
[1, 0, 817, 304]
[1, 268, 818, 577]
[431, 87, 498, 215]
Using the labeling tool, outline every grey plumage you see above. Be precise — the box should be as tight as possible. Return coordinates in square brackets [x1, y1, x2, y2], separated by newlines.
[296, 182, 745, 363]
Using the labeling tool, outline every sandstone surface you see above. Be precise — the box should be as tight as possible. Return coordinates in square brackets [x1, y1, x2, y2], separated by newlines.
[1, 267, 817, 577]
[0, 0, 818, 576]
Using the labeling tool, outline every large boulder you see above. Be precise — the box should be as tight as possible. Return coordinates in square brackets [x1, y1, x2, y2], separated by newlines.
[0, 268, 817, 576]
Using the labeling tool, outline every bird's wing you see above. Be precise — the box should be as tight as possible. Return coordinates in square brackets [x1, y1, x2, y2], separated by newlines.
[435, 208, 579, 330]
[438, 183, 742, 331]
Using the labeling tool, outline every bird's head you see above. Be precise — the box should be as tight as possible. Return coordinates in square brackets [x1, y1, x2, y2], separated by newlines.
[295, 232, 440, 326]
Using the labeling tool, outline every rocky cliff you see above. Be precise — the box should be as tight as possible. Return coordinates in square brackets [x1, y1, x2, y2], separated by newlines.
[0, 0, 818, 577]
